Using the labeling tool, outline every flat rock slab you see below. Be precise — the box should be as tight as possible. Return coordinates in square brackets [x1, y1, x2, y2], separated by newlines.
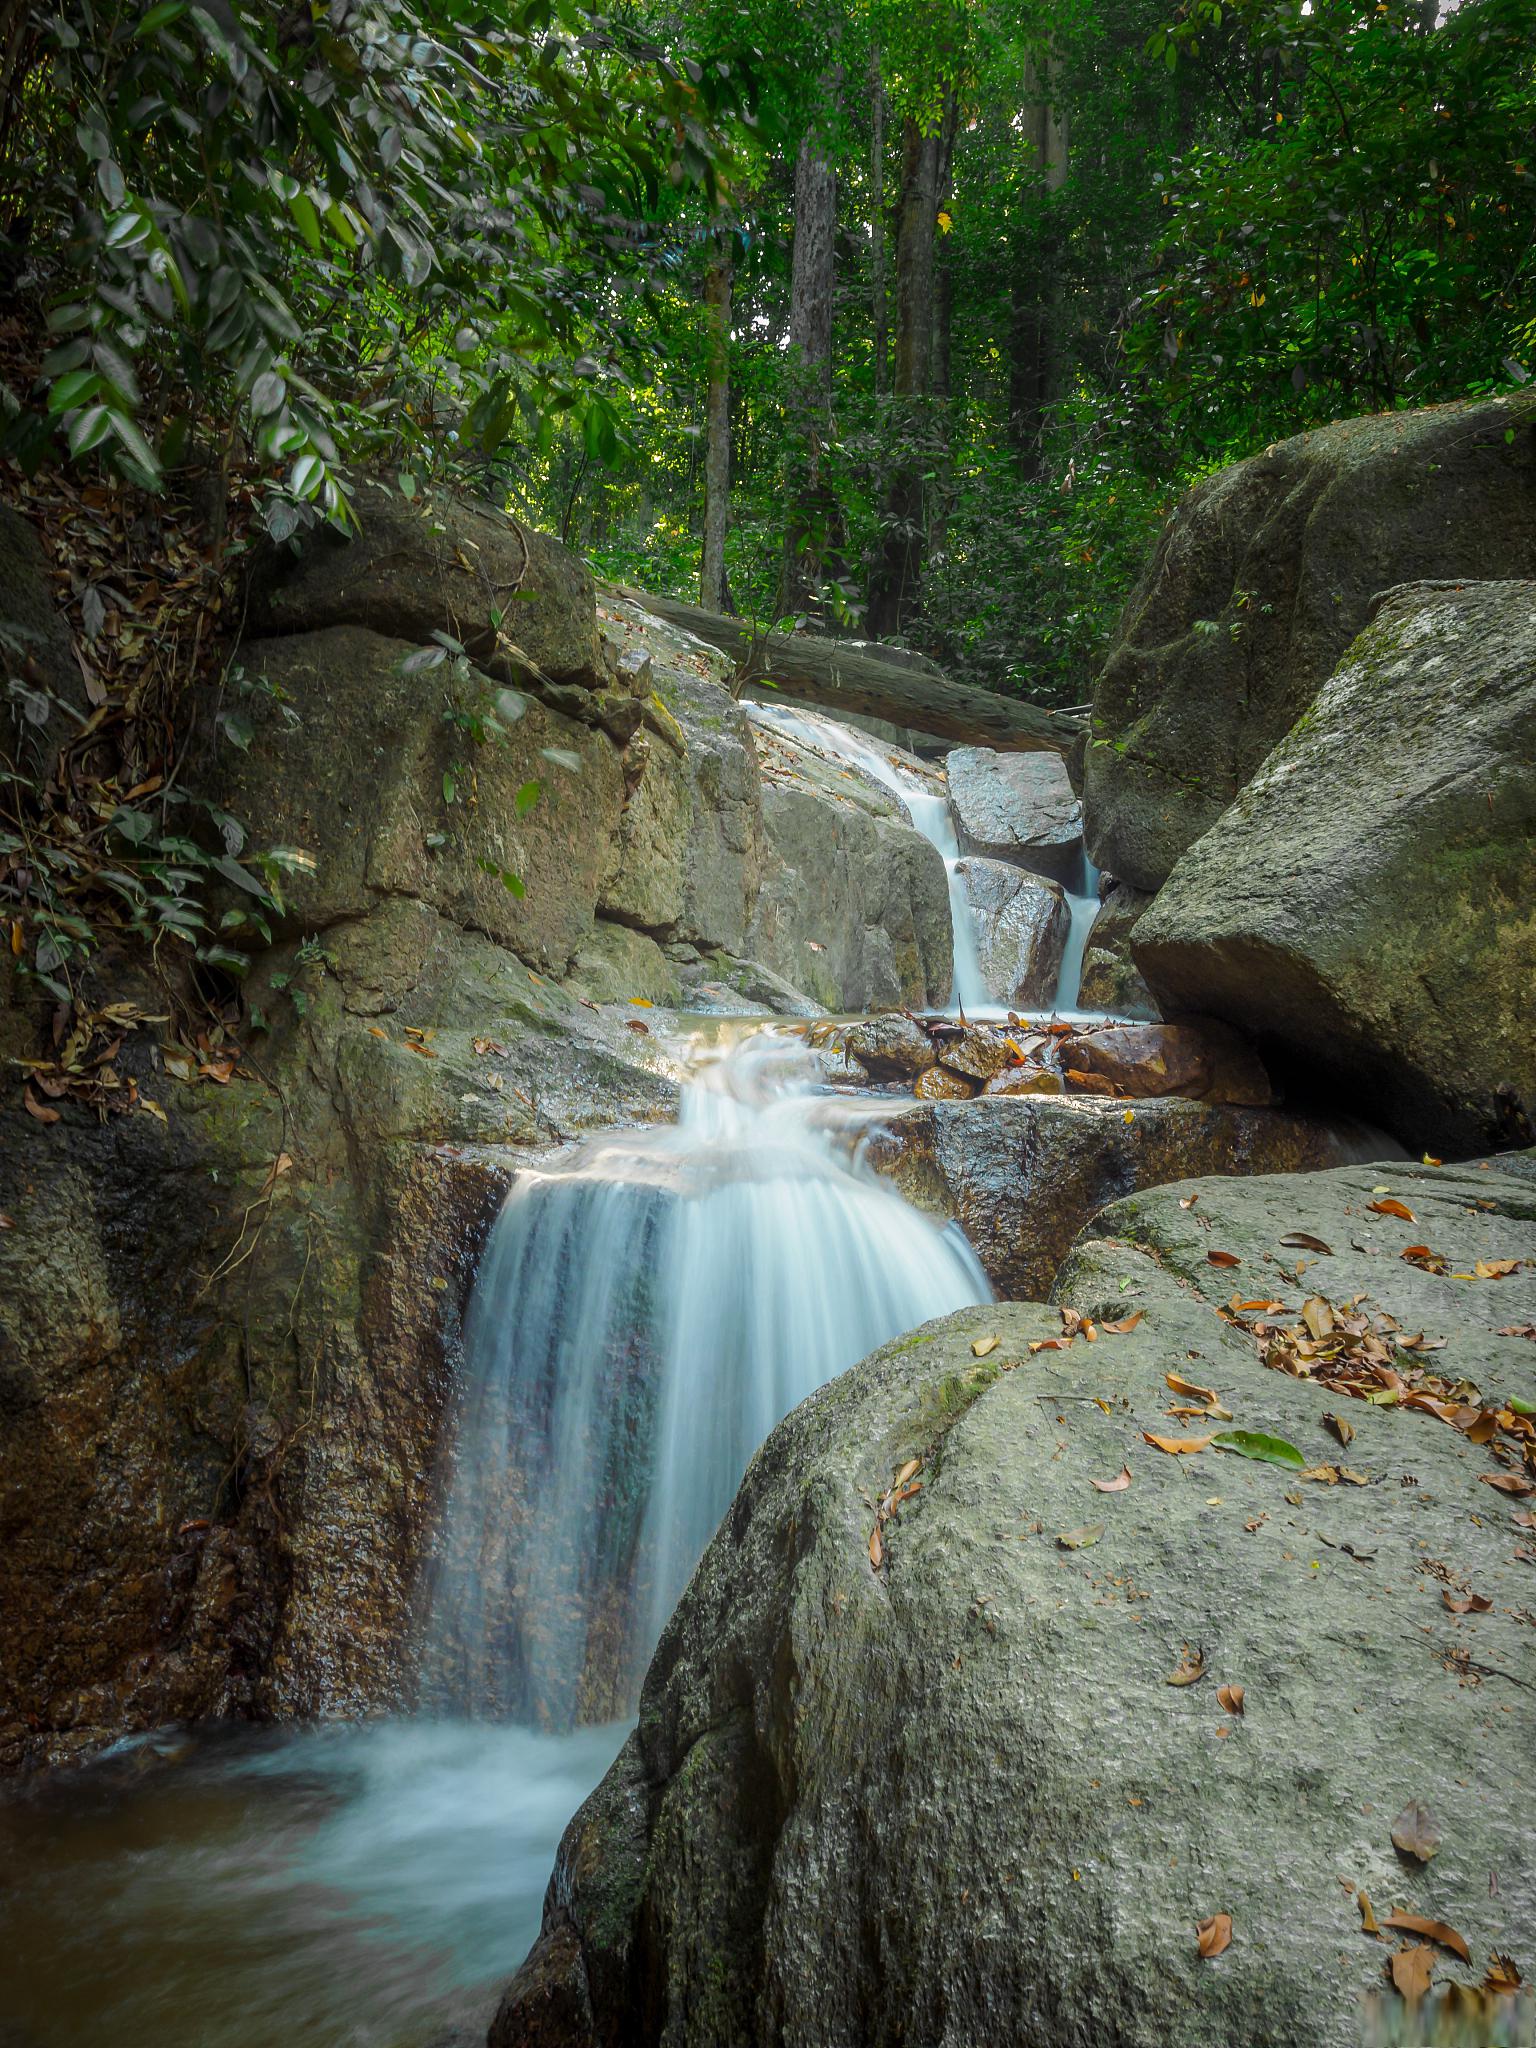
[495, 1156, 1536, 2048]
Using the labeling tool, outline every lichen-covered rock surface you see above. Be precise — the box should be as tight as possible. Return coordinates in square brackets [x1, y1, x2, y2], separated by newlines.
[494, 1155, 1536, 2048]
[956, 855, 1067, 1008]
[945, 744, 1082, 879]
[1078, 877, 1159, 1019]
[1083, 395, 1536, 892]
[1134, 579, 1536, 1156]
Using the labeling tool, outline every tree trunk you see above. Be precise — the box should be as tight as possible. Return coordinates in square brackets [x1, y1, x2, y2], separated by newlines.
[619, 588, 1082, 756]
[777, 120, 847, 621]
[870, 53, 888, 399]
[1008, 62, 1069, 466]
[699, 234, 733, 612]
[866, 94, 956, 639]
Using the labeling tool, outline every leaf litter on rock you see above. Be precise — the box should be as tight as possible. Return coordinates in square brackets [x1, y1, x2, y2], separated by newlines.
[1056, 1523, 1104, 1550]
[1090, 1466, 1133, 1493]
[1166, 1645, 1207, 1686]
[1195, 1913, 1232, 1958]
[1382, 1914, 1471, 1963]
[1389, 1946, 1436, 2002]
[1391, 1801, 1441, 1863]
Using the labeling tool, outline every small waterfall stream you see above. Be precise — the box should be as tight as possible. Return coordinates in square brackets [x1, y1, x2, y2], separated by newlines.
[426, 1028, 990, 1728]
[748, 701, 1102, 1015]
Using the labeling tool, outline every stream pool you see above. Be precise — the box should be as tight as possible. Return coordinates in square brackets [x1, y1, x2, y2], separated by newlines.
[0, 1718, 625, 2048]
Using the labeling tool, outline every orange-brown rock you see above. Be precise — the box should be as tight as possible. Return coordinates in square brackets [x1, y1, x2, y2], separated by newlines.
[1057, 1019, 1273, 1106]
[914, 1064, 978, 1101]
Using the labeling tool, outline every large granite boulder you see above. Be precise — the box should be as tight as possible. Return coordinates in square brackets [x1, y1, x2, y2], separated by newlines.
[865, 1092, 1393, 1297]
[246, 475, 604, 685]
[946, 744, 1083, 880]
[1134, 580, 1536, 1157]
[1084, 395, 1536, 892]
[747, 723, 953, 1011]
[495, 1155, 1536, 2048]
[957, 855, 1068, 1008]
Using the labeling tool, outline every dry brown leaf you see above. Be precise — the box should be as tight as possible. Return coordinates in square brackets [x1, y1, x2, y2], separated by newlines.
[1382, 1914, 1471, 1964]
[1302, 1295, 1335, 1340]
[1475, 1258, 1521, 1279]
[1485, 1953, 1522, 1992]
[407, 1040, 438, 1060]
[1358, 1890, 1381, 1936]
[1029, 1337, 1072, 1353]
[1339, 1468, 1372, 1486]
[1389, 1947, 1436, 2002]
[1369, 1198, 1416, 1222]
[1480, 1472, 1535, 1497]
[1179, 1193, 1200, 1210]
[1391, 1801, 1441, 1863]
[367, 1025, 389, 1040]
[1512, 1509, 1536, 1529]
[1442, 1591, 1492, 1614]
[894, 1458, 921, 1488]
[1100, 1310, 1144, 1334]
[1143, 1432, 1213, 1455]
[1280, 1231, 1334, 1254]
[1166, 1370, 1219, 1405]
[1057, 1522, 1104, 1551]
[1207, 1250, 1241, 1268]
[1090, 1466, 1133, 1493]
[1216, 1683, 1244, 1716]
[971, 1334, 1001, 1358]
[868, 1524, 883, 1570]
[1323, 1411, 1355, 1448]
[1195, 1913, 1232, 1958]
[1166, 1646, 1207, 1686]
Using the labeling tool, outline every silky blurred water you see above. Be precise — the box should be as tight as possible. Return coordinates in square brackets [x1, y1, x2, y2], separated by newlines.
[0, 1718, 625, 2048]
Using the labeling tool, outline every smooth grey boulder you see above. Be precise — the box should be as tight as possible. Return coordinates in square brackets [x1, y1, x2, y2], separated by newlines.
[1134, 580, 1536, 1156]
[946, 744, 1082, 880]
[957, 855, 1068, 1008]
[493, 1156, 1536, 2048]
[1084, 395, 1536, 891]
[865, 1092, 1393, 1296]
[1078, 877, 1160, 1019]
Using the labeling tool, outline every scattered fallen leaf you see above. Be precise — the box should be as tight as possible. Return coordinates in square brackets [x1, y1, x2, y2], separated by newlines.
[1029, 1337, 1072, 1353]
[1207, 1250, 1241, 1268]
[1100, 1310, 1144, 1334]
[1196, 1913, 1232, 1958]
[0, 1212, 12, 1229]
[1143, 1432, 1213, 1455]
[1382, 1914, 1471, 1964]
[1167, 1370, 1219, 1405]
[1391, 1801, 1441, 1863]
[1389, 1946, 1435, 2002]
[1369, 1198, 1416, 1222]
[629, 997, 653, 1007]
[367, 1025, 389, 1040]
[1302, 1295, 1335, 1340]
[1324, 1411, 1355, 1447]
[1442, 1591, 1492, 1615]
[1216, 1683, 1244, 1715]
[1485, 1953, 1522, 1992]
[894, 1458, 921, 1488]
[869, 1524, 883, 1570]
[1057, 1522, 1105, 1550]
[1179, 1193, 1199, 1210]
[407, 1040, 437, 1060]
[971, 1334, 1000, 1358]
[1480, 1472, 1535, 1497]
[625, 1018, 650, 1033]
[1358, 1890, 1381, 1935]
[1512, 1509, 1536, 1529]
[1166, 1645, 1207, 1686]
[1280, 1232, 1334, 1255]
[1474, 1258, 1521, 1279]
[1211, 1429, 1306, 1471]
[1090, 1466, 1133, 1493]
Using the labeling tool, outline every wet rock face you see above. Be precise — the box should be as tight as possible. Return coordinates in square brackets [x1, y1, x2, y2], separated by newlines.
[1083, 396, 1536, 892]
[945, 745, 1082, 880]
[1078, 877, 1160, 1020]
[1057, 1019, 1273, 1107]
[864, 1093, 1394, 1297]
[956, 856, 1067, 1009]
[494, 1156, 1536, 2048]
[1134, 580, 1536, 1156]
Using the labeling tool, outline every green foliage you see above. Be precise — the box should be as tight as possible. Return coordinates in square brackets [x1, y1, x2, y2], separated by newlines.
[2, 0, 754, 526]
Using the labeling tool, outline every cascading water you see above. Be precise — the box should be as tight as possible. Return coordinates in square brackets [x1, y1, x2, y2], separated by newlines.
[1054, 850, 1103, 1015]
[748, 701, 991, 1014]
[425, 1028, 990, 1729]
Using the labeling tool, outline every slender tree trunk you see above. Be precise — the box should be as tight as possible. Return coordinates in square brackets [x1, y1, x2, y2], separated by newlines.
[1008, 60, 1069, 467]
[870, 52, 888, 399]
[777, 120, 846, 619]
[866, 93, 956, 638]
[699, 233, 732, 612]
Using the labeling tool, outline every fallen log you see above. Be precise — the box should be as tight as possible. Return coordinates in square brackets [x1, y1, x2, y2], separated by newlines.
[615, 588, 1082, 756]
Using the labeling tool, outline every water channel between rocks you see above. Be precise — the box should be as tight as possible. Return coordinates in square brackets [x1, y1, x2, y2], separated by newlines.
[0, 1023, 1002, 2048]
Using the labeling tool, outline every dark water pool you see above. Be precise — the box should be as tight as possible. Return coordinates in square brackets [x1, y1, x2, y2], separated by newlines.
[0, 1718, 625, 2048]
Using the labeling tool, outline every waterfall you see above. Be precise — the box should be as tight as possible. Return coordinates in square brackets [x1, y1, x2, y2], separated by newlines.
[747, 702, 991, 1013]
[425, 1029, 990, 1729]
[1055, 850, 1103, 1015]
